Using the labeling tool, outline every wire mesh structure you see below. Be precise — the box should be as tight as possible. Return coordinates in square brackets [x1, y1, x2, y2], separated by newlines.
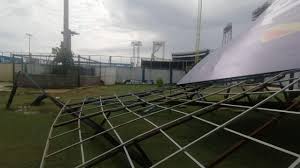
[40, 70, 300, 168]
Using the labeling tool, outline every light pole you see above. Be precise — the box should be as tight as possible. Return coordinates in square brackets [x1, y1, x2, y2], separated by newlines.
[26, 33, 32, 56]
[195, 0, 202, 63]
[62, 0, 78, 54]
[131, 41, 142, 67]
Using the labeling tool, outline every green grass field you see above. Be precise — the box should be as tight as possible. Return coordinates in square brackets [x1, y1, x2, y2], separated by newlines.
[0, 85, 155, 168]
[0, 84, 299, 168]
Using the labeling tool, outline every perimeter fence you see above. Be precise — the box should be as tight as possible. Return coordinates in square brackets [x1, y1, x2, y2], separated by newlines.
[0, 53, 189, 88]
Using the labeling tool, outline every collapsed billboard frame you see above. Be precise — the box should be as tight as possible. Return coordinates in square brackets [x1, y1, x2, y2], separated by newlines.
[40, 71, 300, 168]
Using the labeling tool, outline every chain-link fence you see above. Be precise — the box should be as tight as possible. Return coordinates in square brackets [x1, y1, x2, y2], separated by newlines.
[3, 53, 189, 88]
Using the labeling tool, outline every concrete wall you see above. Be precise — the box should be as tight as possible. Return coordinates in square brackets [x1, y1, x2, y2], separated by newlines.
[26, 64, 51, 75]
[173, 70, 186, 83]
[0, 64, 21, 82]
[0, 64, 13, 82]
[18, 74, 102, 89]
[80, 75, 103, 86]
[145, 69, 170, 84]
[116, 67, 142, 83]
[115, 67, 186, 84]
[0, 63, 186, 85]
[100, 67, 117, 85]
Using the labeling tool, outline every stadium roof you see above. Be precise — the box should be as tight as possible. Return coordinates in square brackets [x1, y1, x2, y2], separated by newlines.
[178, 0, 300, 85]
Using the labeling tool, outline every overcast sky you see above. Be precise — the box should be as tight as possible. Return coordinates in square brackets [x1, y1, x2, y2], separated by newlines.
[0, 0, 266, 58]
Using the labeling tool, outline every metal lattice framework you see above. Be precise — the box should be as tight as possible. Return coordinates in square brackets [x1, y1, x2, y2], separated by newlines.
[40, 71, 300, 168]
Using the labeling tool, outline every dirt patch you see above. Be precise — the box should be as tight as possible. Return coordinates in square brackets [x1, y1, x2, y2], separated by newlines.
[45, 89, 70, 94]
[15, 105, 40, 115]
[0, 82, 12, 92]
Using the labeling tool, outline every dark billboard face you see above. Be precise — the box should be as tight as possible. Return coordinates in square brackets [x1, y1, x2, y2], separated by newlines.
[179, 0, 300, 85]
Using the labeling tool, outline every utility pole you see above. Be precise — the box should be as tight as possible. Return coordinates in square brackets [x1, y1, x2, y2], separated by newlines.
[162, 43, 166, 60]
[132, 43, 136, 66]
[195, 0, 203, 63]
[26, 33, 32, 55]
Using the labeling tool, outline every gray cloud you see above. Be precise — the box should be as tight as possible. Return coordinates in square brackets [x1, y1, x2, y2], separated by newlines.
[100, 0, 266, 54]
[0, 0, 266, 58]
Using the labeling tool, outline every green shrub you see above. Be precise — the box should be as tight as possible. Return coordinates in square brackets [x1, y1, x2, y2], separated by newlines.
[156, 78, 164, 87]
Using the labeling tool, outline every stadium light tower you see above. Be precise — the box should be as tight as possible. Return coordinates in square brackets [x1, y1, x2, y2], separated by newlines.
[131, 41, 142, 67]
[26, 33, 32, 56]
[195, 0, 203, 63]
[62, 0, 79, 54]
[152, 41, 166, 60]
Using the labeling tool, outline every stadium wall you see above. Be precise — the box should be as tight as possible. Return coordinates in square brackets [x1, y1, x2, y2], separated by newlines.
[0, 63, 186, 86]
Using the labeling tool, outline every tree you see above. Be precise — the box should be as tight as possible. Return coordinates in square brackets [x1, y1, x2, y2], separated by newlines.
[52, 44, 74, 74]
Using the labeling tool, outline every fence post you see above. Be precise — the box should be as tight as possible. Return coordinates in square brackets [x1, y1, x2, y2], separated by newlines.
[150, 59, 153, 83]
[142, 67, 145, 82]
[99, 56, 102, 82]
[21, 55, 24, 72]
[169, 61, 173, 84]
[109, 56, 112, 67]
[289, 72, 295, 90]
[78, 55, 81, 87]
[12, 53, 15, 83]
